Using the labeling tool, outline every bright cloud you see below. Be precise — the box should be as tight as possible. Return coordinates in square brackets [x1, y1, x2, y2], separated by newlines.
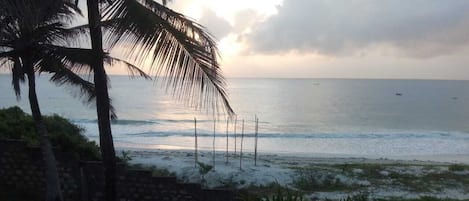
[107, 0, 469, 80]
[244, 0, 469, 58]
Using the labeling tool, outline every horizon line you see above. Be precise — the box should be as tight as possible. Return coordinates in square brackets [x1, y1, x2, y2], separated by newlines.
[1, 73, 469, 81]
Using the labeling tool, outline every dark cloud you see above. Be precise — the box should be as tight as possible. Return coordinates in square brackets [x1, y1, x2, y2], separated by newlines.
[245, 0, 469, 57]
[198, 9, 232, 39]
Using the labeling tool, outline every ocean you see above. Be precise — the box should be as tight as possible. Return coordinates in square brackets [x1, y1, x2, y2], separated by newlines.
[1, 74, 469, 158]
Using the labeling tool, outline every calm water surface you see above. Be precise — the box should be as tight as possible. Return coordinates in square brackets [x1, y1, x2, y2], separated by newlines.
[1, 75, 468, 158]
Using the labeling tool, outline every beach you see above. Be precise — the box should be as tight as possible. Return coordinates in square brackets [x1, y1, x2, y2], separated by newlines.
[122, 148, 469, 200]
[2, 76, 469, 199]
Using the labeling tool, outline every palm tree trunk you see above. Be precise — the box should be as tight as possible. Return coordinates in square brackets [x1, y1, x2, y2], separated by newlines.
[86, 1, 117, 201]
[25, 67, 63, 201]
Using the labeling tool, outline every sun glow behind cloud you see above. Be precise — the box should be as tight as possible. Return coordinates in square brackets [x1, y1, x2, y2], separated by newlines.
[168, 0, 283, 56]
[108, 0, 469, 80]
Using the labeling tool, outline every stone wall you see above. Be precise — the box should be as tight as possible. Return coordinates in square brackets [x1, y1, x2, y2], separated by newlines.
[0, 140, 234, 201]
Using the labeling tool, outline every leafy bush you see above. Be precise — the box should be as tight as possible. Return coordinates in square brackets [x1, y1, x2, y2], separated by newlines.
[338, 192, 369, 201]
[237, 183, 304, 201]
[293, 171, 351, 192]
[448, 164, 467, 172]
[0, 106, 101, 160]
[265, 189, 304, 201]
[197, 161, 214, 175]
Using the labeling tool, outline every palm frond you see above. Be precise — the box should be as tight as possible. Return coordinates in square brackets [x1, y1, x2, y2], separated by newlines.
[103, 56, 151, 79]
[11, 57, 25, 99]
[35, 51, 118, 119]
[43, 44, 151, 79]
[35, 50, 94, 101]
[0, 51, 24, 99]
[102, 0, 234, 116]
[35, 45, 151, 119]
[41, 45, 94, 74]
[0, 0, 79, 29]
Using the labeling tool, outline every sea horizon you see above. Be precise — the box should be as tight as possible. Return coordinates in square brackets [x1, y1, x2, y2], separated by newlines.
[1, 74, 469, 160]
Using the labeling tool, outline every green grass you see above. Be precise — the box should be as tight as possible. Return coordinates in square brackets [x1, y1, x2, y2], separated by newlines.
[287, 162, 469, 199]
[374, 197, 469, 201]
[448, 164, 469, 172]
[237, 183, 304, 201]
[293, 173, 358, 192]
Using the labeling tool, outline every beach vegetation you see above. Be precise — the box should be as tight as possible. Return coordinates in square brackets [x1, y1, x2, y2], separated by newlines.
[197, 161, 214, 175]
[265, 189, 304, 201]
[328, 192, 369, 201]
[0, 106, 101, 160]
[286, 163, 469, 199]
[334, 163, 389, 179]
[0, 1, 96, 199]
[448, 164, 468, 171]
[149, 166, 176, 177]
[292, 166, 359, 192]
[237, 183, 304, 201]
[120, 150, 132, 163]
[365, 196, 467, 201]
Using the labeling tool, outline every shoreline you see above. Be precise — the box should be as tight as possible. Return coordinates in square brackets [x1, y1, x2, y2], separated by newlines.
[116, 145, 469, 165]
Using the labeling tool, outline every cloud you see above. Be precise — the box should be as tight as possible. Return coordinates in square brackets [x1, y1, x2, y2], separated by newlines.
[244, 0, 469, 58]
[232, 9, 259, 33]
[198, 8, 233, 39]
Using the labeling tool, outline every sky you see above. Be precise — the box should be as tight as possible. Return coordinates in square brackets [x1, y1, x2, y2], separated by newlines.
[145, 0, 469, 80]
[4, 0, 469, 80]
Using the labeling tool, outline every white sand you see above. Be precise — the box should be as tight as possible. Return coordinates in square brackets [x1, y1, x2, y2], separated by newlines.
[125, 150, 294, 188]
[120, 148, 469, 200]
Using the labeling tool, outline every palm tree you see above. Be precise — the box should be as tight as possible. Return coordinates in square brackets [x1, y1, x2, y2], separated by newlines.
[83, 1, 234, 200]
[0, 1, 149, 200]
[0, 1, 84, 201]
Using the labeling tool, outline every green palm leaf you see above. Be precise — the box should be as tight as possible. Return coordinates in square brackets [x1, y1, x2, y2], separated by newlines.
[102, 0, 234, 116]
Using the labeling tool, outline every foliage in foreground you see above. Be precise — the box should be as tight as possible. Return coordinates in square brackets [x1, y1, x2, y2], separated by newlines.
[0, 106, 101, 160]
[236, 183, 304, 201]
[371, 196, 468, 201]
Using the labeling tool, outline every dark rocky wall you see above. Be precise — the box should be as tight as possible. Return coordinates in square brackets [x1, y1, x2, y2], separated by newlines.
[0, 140, 234, 201]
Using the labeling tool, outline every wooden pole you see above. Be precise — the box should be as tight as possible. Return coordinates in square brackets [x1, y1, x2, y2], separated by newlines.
[194, 117, 198, 168]
[254, 116, 258, 166]
[234, 116, 237, 155]
[240, 119, 244, 170]
[212, 119, 216, 168]
[225, 119, 229, 164]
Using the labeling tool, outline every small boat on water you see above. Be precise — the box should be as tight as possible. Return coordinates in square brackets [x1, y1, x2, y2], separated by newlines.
[395, 93, 402, 96]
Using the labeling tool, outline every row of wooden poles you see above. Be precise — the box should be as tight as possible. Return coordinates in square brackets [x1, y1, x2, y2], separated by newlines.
[193, 116, 260, 170]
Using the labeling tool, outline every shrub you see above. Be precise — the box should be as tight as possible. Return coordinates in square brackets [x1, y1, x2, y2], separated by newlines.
[448, 164, 467, 172]
[0, 106, 101, 160]
[293, 170, 351, 192]
[265, 189, 304, 201]
[339, 192, 369, 201]
[236, 185, 304, 201]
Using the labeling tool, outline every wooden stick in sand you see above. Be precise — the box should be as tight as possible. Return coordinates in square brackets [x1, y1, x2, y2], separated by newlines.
[194, 117, 198, 168]
[225, 119, 229, 164]
[254, 116, 259, 166]
[240, 119, 245, 170]
[213, 119, 216, 168]
[234, 116, 237, 155]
